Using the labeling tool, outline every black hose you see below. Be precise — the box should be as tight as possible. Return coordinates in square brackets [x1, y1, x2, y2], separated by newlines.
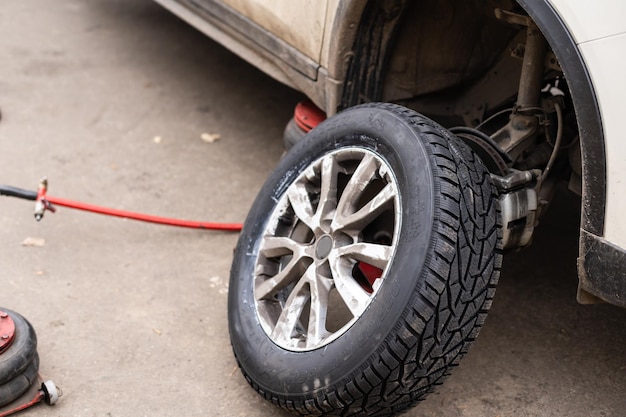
[0, 185, 37, 201]
[448, 126, 512, 163]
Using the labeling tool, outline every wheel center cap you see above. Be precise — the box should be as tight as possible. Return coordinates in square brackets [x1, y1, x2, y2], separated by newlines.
[315, 235, 333, 259]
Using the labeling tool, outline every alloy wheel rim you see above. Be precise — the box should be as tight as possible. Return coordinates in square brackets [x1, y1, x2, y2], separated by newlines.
[254, 148, 401, 351]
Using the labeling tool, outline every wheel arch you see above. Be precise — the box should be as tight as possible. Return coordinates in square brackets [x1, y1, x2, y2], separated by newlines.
[516, 0, 606, 238]
[515, 1, 626, 306]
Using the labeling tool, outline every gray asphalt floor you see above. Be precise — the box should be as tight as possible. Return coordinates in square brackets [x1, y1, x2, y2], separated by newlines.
[1, 1, 625, 416]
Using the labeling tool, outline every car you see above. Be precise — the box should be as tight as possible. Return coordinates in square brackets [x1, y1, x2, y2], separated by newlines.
[153, 0, 626, 415]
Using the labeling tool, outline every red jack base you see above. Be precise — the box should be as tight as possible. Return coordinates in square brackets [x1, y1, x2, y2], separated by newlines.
[0, 312, 16, 354]
[0, 379, 60, 417]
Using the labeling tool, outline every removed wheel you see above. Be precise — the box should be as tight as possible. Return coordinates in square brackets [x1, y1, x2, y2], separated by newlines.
[229, 103, 502, 416]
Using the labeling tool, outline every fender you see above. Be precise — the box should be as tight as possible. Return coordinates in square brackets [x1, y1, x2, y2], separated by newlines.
[517, 1, 626, 307]
[517, 0, 605, 237]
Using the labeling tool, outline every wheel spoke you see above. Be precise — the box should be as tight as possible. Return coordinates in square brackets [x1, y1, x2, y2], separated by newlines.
[270, 265, 315, 346]
[336, 242, 392, 270]
[256, 258, 306, 301]
[306, 273, 333, 348]
[333, 183, 395, 231]
[287, 181, 316, 231]
[328, 253, 371, 317]
[335, 154, 378, 218]
[260, 236, 305, 258]
[314, 155, 339, 228]
[256, 236, 312, 300]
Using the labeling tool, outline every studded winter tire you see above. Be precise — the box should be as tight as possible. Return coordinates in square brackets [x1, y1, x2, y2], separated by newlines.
[228, 103, 502, 416]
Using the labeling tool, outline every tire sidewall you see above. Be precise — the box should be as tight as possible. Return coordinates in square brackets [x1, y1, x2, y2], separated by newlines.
[229, 105, 441, 396]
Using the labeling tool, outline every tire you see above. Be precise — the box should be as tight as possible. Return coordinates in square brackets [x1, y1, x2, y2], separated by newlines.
[0, 352, 39, 407]
[228, 103, 502, 416]
[0, 308, 38, 385]
[283, 117, 307, 150]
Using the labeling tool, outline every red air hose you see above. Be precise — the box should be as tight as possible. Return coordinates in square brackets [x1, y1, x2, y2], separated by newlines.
[45, 195, 243, 231]
[0, 180, 243, 232]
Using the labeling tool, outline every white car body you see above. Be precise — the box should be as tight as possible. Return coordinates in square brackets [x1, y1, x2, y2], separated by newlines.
[552, 0, 626, 247]
[154, 0, 626, 307]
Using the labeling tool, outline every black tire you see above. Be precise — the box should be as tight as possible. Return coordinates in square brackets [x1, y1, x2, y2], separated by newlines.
[283, 117, 307, 150]
[229, 103, 502, 416]
[0, 352, 39, 407]
[0, 308, 38, 385]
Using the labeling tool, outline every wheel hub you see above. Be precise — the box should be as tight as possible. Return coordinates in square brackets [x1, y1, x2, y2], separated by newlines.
[315, 235, 333, 260]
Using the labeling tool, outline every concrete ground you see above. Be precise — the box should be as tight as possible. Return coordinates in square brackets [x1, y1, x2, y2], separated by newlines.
[1, 1, 625, 416]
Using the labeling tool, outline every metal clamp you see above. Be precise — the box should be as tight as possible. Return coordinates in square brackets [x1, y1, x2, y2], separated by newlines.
[34, 178, 55, 221]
